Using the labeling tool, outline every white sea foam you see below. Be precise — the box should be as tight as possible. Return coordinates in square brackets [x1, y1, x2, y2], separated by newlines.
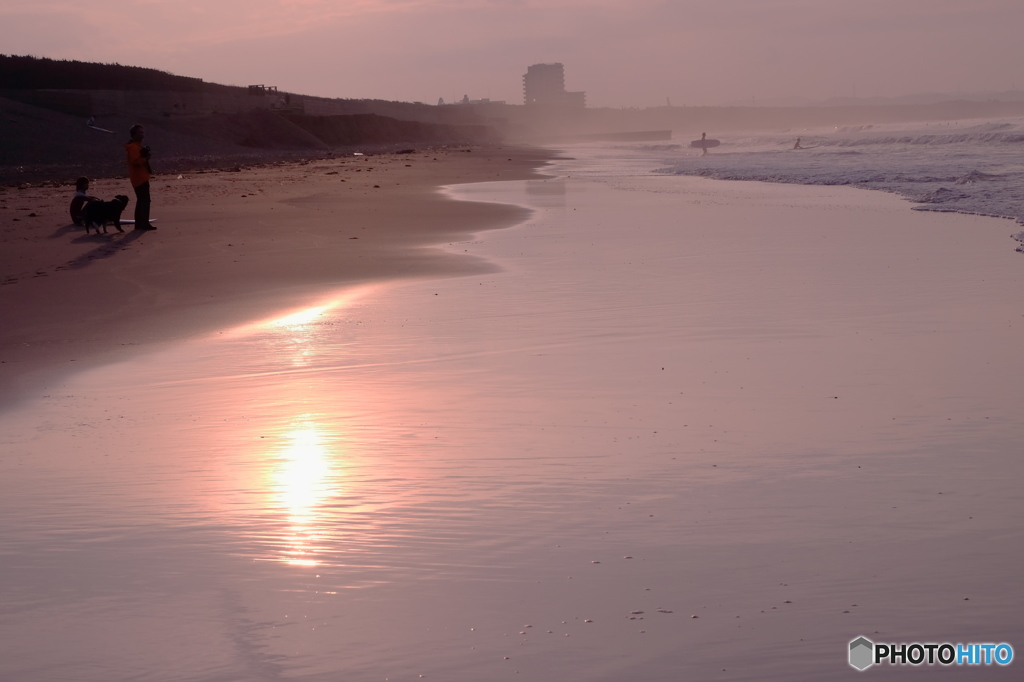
[566, 118, 1024, 237]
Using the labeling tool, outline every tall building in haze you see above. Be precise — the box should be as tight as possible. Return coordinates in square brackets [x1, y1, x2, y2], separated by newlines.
[523, 63, 585, 108]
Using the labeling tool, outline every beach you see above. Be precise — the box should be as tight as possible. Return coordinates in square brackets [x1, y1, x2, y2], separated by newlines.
[0, 146, 551, 408]
[2, 142, 1023, 681]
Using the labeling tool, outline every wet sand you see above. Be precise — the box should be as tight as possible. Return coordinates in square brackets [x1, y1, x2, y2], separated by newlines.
[2, 152, 1023, 681]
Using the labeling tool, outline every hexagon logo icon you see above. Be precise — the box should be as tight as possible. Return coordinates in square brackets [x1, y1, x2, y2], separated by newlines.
[849, 636, 875, 671]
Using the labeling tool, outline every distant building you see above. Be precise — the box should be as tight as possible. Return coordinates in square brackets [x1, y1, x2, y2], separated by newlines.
[438, 96, 506, 106]
[523, 63, 585, 109]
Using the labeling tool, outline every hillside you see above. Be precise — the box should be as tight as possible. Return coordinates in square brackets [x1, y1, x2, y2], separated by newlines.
[0, 56, 502, 184]
[0, 55, 221, 92]
[0, 98, 499, 184]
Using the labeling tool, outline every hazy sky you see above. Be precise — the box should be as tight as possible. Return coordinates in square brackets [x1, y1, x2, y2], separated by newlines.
[2, 0, 1023, 107]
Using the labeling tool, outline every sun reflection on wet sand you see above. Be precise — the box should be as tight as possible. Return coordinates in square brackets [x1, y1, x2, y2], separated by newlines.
[240, 293, 369, 566]
[37, 283, 406, 573]
[270, 421, 334, 566]
[274, 305, 334, 368]
[272, 304, 333, 329]
[224, 285, 376, 338]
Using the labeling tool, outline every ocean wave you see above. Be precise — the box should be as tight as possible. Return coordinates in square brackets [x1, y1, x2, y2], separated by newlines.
[1012, 232, 1024, 253]
[823, 132, 1024, 147]
[955, 169, 1002, 184]
[917, 186, 971, 204]
[588, 118, 1024, 235]
[964, 121, 1016, 132]
[661, 166, 968, 186]
[654, 158, 1024, 230]
[635, 144, 684, 151]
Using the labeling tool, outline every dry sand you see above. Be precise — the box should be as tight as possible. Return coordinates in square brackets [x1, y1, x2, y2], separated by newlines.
[0, 145, 555, 409]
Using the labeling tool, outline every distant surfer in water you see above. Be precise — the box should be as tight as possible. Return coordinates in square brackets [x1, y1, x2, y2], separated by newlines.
[794, 137, 803, 150]
[691, 133, 719, 153]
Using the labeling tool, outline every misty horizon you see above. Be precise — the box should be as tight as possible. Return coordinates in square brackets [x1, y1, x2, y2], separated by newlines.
[1, 1, 1021, 109]
[5, 52, 1023, 112]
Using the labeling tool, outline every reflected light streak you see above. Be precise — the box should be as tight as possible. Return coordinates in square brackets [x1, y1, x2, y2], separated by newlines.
[222, 284, 378, 339]
[277, 304, 327, 368]
[273, 304, 331, 329]
[272, 422, 336, 566]
[228, 286, 382, 566]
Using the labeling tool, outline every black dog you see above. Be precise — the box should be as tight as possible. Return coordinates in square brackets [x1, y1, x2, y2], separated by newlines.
[81, 195, 130, 234]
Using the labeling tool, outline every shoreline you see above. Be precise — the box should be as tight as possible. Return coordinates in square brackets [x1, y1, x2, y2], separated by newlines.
[0, 144, 557, 412]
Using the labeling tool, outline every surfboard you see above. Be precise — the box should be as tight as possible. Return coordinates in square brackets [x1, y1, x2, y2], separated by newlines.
[118, 219, 157, 225]
[86, 124, 115, 134]
[690, 139, 720, 148]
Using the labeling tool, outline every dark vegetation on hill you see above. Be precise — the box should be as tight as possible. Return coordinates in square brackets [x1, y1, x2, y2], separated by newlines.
[0, 56, 501, 184]
[0, 54, 228, 92]
[0, 97, 498, 184]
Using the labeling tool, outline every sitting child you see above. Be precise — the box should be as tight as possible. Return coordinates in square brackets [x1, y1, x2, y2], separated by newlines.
[69, 176, 99, 226]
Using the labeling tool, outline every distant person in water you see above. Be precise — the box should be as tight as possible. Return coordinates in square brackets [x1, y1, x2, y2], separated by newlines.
[700, 132, 709, 156]
[794, 137, 803, 149]
[125, 124, 156, 230]
[69, 176, 98, 226]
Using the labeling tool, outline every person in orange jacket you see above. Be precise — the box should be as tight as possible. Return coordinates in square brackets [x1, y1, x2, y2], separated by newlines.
[125, 124, 156, 230]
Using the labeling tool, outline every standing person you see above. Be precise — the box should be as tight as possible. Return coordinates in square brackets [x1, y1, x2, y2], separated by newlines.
[125, 124, 156, 230]
[700, 132, 709, 156]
